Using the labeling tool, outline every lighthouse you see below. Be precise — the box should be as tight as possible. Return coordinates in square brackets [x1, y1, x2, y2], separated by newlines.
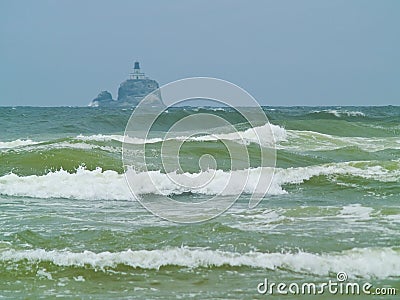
[91, 60, 163, 107]
[129, 61, 146, 80]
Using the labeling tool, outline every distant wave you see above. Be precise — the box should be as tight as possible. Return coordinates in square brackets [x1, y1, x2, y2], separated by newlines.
[3, 131, 398, 155]
[0, 138, 120, 155]
[229, 204, 391, 233]
[78, 123, 288, 146]
[0, 161, 398, 200]
[4, 120, 399, 157]
[310, 109, 366, 118]
[74, 126, 400, 153]
[282, 130, 400, 152]
[4, 122, 399, 156]
[1, 246, 399, 278]
[0, 139, 40, 149]
[76, 134, 125, 142]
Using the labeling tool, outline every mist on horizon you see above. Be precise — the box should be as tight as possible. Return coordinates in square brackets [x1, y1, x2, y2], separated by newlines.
[0, 0, 399, 107]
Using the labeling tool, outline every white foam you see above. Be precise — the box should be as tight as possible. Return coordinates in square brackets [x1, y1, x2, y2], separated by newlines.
[184, 123, 287, 146]
[76, 134, 163, 145]
[0, 247, 399, 278]
[123, 124, 287, 146]
[0, 124, 285, 153]
[0, 167, 131, 200]
[275, 161, 400, 184]
[339, 204, 374, 220]
[0, 161, 398, 200]
[281, 130, 400, 152]
[76, 134, 125, 143]
[0, 140, 120, 154]
[0, 135, 123, 152]
[0, 139, 40, 149]
[54, 142, 118, 152]
[75, 125, 398, 153]
[311, 109, 365, 117]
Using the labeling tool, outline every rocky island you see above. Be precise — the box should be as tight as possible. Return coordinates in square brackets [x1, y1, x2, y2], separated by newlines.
[90, 61, 163, 107]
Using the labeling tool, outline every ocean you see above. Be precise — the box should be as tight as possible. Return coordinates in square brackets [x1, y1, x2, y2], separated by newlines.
[0, 106, 399, 299]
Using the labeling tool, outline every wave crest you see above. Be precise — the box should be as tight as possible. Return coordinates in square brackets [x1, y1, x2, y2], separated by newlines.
[1, 247, 399, 278]
[310, 109, 366, 118]
[0, 161, 398, 200]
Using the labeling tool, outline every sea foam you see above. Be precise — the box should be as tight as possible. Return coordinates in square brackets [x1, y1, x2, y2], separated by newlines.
[0, 247, 399, 279]
[0, 139, 40, 149]
[0, 161, 398, 200]
[76, 123, 288, 146]
[311, 109, 366, 118]
[282, 130, 400, 152]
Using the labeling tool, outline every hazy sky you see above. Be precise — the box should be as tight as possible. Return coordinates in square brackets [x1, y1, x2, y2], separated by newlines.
[1, 0, 399, 106]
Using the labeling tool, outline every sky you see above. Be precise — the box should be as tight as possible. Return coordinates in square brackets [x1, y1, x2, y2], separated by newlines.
[0, 0, 399, 106]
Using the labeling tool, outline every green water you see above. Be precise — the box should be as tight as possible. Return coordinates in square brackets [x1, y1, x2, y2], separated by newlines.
[0, 106, 399, 299]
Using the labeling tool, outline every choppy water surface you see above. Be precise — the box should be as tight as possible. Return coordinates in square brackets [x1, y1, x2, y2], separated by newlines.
[0, 106, 399, 299]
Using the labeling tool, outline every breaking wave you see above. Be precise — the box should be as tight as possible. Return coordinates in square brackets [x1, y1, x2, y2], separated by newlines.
[78, 123, 288, 146]
[0, 139, 40, 149]
[0, 247, 399, 279]
[282, 130, 400, 152]
[310, 109, 366, 118]
[0, 160, 398, 200]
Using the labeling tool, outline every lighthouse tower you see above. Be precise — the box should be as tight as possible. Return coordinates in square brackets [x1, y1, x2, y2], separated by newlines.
[129, 61, 146, 80]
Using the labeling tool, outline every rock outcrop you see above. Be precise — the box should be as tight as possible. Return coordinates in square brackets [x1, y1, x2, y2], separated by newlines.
[89, 91, 115, 107]
[89, 62, 164, 107]
[117, 79, 163, 106]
